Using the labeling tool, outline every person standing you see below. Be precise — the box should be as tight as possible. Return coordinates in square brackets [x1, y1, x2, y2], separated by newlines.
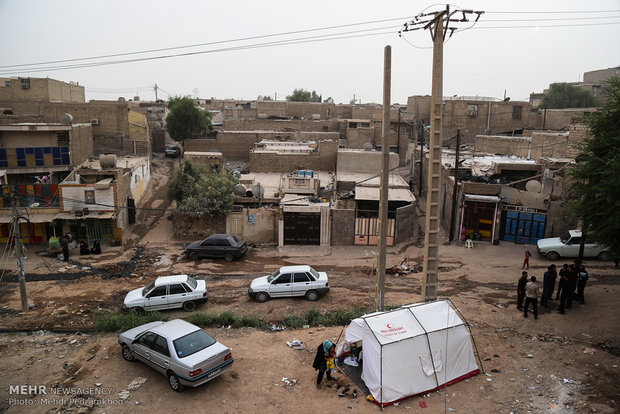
[575, 264, 588, 304]
[517, 271, 528, 310]
[540, 264, 557, 307]
[558, 264, 578, 314]
[522, 250, 531, 269]
[60, 235, 69, 262]
[555, 264, 568, 300]
[524, 276, 539, 319]
[312, 340, 336, 389]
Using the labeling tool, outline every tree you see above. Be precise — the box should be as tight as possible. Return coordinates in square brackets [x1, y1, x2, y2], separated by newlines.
[286, 88, 322, 102]
[569, 76, 620, 257]
[165, 96, 212, 144]
[260, 95, 273, 101]
[168, 160, 237, 218]
[540, 83, 596, 109]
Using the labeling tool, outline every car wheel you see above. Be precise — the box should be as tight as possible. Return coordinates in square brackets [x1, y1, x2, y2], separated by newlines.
[224, 253, 234, 262]
[256, 292, 269, 303]
[305, 290, 319, 301]
[183, 301, 197, 312]
[189, 252, 200, 261]
[598, 251, 613, 261]
[547, 251, 560, 261]
[168, 372, 184, 392]
[121, 345, 135, 362]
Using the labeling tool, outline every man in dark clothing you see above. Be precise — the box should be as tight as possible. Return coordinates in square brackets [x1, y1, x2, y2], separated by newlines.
[517, 271, 528, 310]
[60, 236, 69, 262]
[558, 264, 578, 314]
[575, 264, 588, 304]
[555, 264, 568, 300]
[312, 340, 335, 388]
[540, 264, 556, 307]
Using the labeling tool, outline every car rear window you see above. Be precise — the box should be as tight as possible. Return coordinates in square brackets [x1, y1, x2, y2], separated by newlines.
[186, 276, 197, 290]
[173, 330, 216, 358]
[308, 267, 320, 280]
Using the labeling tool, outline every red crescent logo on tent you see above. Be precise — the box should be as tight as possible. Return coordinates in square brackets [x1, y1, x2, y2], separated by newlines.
[387, 323, 393, 329]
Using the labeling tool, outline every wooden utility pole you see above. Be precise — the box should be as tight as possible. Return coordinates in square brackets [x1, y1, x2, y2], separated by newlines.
[399, 5, 484, 302]
[376, 45, 391, 312]
[11, 190, 28, 310]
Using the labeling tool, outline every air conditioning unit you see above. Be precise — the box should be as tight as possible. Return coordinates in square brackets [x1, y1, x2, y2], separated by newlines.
[90, 119, 99, 125]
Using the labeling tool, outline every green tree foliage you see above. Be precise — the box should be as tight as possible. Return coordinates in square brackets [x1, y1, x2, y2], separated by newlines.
[168, 161, 236, 218]
[260, 95, 273, 101]
[540, 83, 596, 109]
[569, 77, 620, 257]
[286, 88, 322, 102]
[165, 96, 212, 144]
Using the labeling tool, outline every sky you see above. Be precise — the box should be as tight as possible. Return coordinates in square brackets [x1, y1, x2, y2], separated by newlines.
[0, 0, 618, 105]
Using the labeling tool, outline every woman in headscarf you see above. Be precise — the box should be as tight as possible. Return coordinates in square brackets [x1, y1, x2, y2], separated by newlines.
[312, 339, 335, 389]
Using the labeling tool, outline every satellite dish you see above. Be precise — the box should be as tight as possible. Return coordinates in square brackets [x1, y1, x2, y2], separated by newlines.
[525, 180, 542, 193]
[60, 113, 73, 124]
[363, 142, 373, 151]
[251, 184, 265, 198]
[233, 184, 247, 196]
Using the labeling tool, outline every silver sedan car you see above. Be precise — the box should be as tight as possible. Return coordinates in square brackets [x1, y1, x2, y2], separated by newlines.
[118, 319, 234, 392]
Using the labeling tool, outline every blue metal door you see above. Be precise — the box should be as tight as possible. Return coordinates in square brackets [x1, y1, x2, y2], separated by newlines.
[503, 211, 546, 244]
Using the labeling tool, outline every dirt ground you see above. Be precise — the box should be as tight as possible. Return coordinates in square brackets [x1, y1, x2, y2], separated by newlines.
[0, 155, 618, 413]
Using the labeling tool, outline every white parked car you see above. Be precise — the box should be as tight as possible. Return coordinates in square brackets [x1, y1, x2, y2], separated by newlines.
[248, 265, 329, 302]
[123, 275, 208, 312]
[536, 229, 612, 261]
[118, 319, 233, 392]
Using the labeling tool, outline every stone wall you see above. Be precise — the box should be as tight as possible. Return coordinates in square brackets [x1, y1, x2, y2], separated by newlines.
[172, 212, 227, 239]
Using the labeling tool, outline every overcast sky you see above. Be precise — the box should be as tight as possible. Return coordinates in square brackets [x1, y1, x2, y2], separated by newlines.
[1, 0, 618, 104]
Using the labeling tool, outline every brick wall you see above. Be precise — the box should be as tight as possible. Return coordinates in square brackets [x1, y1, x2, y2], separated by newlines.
[223, 119, 341, 132]
[475, 135, 530, 157]
[249, 140, 338, 172]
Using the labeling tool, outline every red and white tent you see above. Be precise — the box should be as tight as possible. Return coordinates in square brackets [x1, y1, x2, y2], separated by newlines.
[336, 299, 481, 407]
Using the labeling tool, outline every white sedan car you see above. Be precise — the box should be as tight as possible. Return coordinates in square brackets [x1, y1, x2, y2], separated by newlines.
[536, 229, 612, 261]
[123, 275, 208, 312]
[248, 265, 329, 302]
[118, 319, 233, 392]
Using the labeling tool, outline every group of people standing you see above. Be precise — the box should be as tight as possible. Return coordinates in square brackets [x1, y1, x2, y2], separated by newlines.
[517, 260, 589, 318]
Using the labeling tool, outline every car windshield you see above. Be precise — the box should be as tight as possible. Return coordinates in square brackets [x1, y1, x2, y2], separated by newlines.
[166, 146, 177, 151]
[186, 276, 197, 289]
[173, 330, 216, 358]
[230, 235, 240, 244]
[308, 267, 319, 280]
[560, 232, 572, 244]
[142, 282, 155, 297]
[267, 269, 280, 283]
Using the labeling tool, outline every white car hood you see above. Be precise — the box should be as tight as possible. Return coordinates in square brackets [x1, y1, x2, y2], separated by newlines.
[250, 276, 270, 290]
[537, 237, 563, 250]
[124, 287, 146, 307]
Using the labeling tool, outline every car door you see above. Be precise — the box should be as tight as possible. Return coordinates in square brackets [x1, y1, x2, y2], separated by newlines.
[145, 285, 168, 310]
[167, 283, 190, 309]
[269, 273, 292, 297]
[132, 331, 157, 367]
[148, 334, 171, 375]
[199, 238, 216, 257]
[563, 236, 581, 257]
[292, 272, 312, 297]
[215, 237, 231, 258]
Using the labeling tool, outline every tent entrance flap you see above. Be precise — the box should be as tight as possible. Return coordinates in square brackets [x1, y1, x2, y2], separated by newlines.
[335, 299, 481, 408]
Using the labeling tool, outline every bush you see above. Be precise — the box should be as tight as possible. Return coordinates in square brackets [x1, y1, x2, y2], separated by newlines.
[187, 311, 264, 329]
[304, 308, 324, 326]
[215, 311, 237, 327]
[94, 310, 168, 332]
[282, 314, 306, 328]
[240, 314, 264, 329]
[186, 312, 217, 327]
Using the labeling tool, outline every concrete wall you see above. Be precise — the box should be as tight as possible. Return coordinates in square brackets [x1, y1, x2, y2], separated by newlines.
[395, 203, 416, 244]
[337, 150, 399, 173]
[330, 208, 355, 245]
[228, 207, 278, 244]
[184, 132, 269, 161]
[475, 135, 530, 157]
[223, 119, 341, 132]
[0, 78, 84, 102]
[70, 124, 94, 166]
[249, 140, 338, 173]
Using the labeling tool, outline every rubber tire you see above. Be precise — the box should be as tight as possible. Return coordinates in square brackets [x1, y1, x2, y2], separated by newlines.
[305, 290, 319, 301]
[183, 301, 197, 312]
[598, 251, 612, 261]
[547, 251, 560, 261]
[256, 292, 269, 303]
[189, 252, 200, 261]
[168, 372, 184, 392]
[121, 345, 135, 362]
[224, 253, 234, 262]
